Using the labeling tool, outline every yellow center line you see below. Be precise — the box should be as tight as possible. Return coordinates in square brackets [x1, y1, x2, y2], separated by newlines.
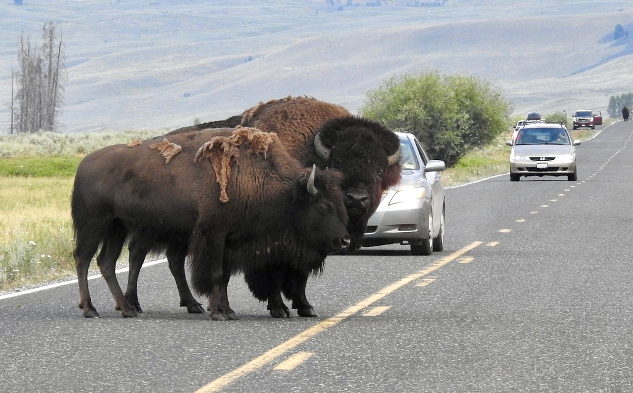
[274, 352, 314, 371]
[195, 240, 482, 393]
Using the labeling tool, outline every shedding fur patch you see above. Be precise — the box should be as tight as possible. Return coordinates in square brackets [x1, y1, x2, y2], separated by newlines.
[194, 126, 275, 203]
[127, 138, 144, 147]
[240, 95, 298, 125]
[149, 138, 183, 164]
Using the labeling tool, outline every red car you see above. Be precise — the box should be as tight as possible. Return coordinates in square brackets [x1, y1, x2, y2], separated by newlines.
[593, 111, 603, 126]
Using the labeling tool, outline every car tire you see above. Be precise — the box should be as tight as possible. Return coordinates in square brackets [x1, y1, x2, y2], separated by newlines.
[510, 173, 520, 182]
[568, 169, 577, 181]
[432, 207, 445, 252]
[411, 213, 433, 256]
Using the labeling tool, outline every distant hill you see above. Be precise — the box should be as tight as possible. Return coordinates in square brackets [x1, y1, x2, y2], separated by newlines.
[1, 0, 632, 133]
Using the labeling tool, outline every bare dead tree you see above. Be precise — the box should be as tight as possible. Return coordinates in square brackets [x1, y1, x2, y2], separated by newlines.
[10, 21, 65, 134]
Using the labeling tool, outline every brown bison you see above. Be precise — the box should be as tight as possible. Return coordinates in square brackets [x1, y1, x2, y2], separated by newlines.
[71, 126, 350, 319]
[124, 96, 402, 318]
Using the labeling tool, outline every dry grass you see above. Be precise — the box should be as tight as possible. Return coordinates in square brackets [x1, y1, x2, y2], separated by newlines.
[0, 177, 76, 290]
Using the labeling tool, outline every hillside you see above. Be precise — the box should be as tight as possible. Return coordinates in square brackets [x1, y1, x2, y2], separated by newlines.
[1, 0, 632, 133]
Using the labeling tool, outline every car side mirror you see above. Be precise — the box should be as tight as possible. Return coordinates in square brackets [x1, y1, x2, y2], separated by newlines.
[573, 140, 581, 146]
[505, 139, 513, 146]
[424, 160, 446, 173]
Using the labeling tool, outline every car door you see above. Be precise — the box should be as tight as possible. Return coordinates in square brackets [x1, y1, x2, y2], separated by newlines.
[413, 136, 444, 235]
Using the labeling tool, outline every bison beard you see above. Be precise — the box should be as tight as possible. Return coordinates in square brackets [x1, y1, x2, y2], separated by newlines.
[71, 126, 350, 319]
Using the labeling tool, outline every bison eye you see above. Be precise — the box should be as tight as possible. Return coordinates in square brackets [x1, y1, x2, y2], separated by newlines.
[377, 170, 383, 177]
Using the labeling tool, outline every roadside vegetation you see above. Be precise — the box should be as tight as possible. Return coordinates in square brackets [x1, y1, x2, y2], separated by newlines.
[0, 115, 605, 293]
[360, 70, 512, 167]
[0, 130, 160, 292]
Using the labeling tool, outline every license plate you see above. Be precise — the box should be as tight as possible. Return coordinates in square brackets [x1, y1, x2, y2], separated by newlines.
[536, 163, 548, 169]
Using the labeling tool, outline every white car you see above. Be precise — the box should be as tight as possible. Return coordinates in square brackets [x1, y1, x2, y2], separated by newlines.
[506, 123, 580, 181]
[362, 132, 446, 255]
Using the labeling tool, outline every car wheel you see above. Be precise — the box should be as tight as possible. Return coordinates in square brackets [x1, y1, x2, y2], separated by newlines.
[568, 168, 577, 181]
[510, 173, 520, 181]
[411, 213, 433, 256]
[432, 207, 445, 252]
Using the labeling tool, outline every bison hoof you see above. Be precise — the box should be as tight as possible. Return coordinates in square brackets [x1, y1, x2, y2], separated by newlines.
[270, 307, 291, 318]
[297, 307, 318, 317]
[210, 311, 228, 321]
[226, 311, 240, 320]
[186, 304, 205, 314]
[121, 309, 138, 318]
[83, 310, 100, 318]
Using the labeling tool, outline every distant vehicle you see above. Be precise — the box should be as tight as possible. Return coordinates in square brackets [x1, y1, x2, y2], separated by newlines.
[506, 123, 580, 182]
[572, 110, 595, 129]
[513, 118, 545, 140]
[515, 120, 527, 131]
[526, 112, 542, 121]
[593, 111, 603, 125]
[363, 132, 446, 255]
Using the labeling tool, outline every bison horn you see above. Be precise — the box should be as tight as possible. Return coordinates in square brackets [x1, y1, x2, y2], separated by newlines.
[313, 132, 330, 162]
[387, 146, 401, 167]
[307, 164, 318, 196]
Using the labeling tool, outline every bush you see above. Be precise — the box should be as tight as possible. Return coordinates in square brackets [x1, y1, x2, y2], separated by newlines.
[360, 70, 512, 167]
[544, 112, 569, 128]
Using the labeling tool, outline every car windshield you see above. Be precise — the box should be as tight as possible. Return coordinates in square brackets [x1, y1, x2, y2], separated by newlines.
[516, 128, 570, 145]
[399, 139, 419, 170]
[575, 111, 592, 117]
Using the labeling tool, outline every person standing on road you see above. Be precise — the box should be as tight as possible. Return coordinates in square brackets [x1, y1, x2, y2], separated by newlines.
[622, 106, 630, 121]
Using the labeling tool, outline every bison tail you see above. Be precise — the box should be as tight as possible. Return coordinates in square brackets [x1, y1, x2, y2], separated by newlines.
[188, 230, 224, 297]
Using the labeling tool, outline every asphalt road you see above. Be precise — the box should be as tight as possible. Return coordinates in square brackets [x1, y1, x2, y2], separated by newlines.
[2, 120, 633, 393]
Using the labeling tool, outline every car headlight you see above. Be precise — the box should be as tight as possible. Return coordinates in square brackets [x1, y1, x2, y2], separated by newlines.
[556, 153, 575, 161]
[389, 186, 426, 205]
[511, 154, 527, 161]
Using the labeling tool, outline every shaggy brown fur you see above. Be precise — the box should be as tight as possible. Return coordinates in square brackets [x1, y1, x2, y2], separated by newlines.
[194, 127, 275, 202]
[127, 138, 144, 147]
[240, 96, 351, 162]
[149, 138, 182, 164]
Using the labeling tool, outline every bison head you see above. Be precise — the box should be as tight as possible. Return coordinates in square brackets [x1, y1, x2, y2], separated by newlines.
[310, 117, 402, 251]
[292, 165, 351, 255]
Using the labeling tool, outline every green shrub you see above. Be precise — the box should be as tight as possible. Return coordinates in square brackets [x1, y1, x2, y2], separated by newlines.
[360, 70, 512, 167]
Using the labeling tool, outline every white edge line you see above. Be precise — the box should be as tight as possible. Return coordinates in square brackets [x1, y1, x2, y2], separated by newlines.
[0, 258, 167, 301]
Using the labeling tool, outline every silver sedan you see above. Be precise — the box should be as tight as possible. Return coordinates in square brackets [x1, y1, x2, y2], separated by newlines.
[362, 132, 446, 255]
[507, 123, 580, 181]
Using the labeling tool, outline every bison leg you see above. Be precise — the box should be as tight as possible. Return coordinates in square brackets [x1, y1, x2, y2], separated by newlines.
[244, 266, 290, 318]
[97, 223, 137, 318]
[265, 266, 291, 318]
[73, 231, 101, 318]
[166, 244, 204, 314]
[208, 278, 238, 321]
[284, 271, 318, 318]
[124, 235, 150, 313]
